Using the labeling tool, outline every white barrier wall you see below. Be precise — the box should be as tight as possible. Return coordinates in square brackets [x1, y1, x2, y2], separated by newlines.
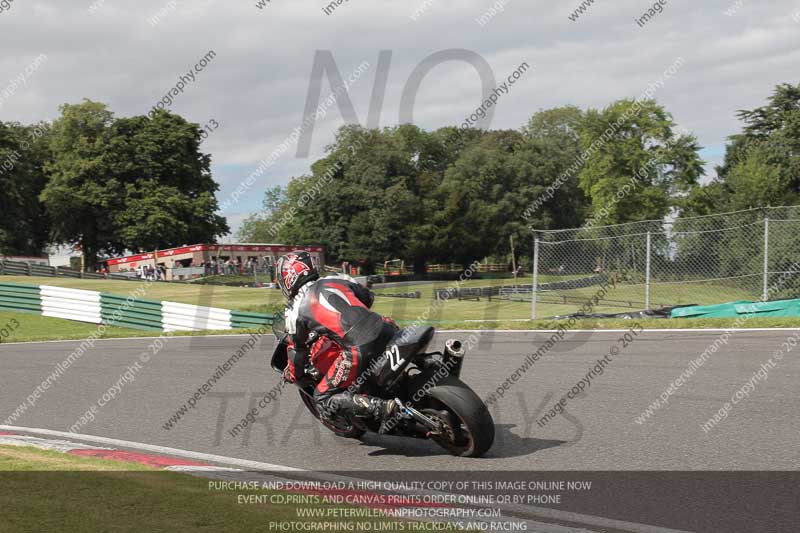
[1, 282, 272, 332]
[40, 285, 103, 324]
[161, 302, 233, 332]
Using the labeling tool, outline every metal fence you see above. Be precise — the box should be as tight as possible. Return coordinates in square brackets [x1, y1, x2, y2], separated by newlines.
[531, 206, 800, 318]
[0, 260, 134, 281]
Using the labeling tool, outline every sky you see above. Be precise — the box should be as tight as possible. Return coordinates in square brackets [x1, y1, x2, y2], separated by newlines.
[1, 0, 799, 238]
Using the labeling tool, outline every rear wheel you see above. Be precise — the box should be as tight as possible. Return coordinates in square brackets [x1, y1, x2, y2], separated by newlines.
[418, 377, 494, 457]
[299, 390, 365, 439]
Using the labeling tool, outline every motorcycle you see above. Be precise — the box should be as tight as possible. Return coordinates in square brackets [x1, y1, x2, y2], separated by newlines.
[269, 315, 495, 458]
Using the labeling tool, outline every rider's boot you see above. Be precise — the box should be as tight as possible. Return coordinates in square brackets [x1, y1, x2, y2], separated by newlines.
[353, 395, 400, 433]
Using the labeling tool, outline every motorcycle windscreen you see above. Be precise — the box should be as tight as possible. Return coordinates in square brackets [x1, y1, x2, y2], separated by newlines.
[270, 338, 289, 373]
[374, 326, 435, 387]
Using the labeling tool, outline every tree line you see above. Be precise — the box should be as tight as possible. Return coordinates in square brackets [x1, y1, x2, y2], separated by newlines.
[4, 82, 800, 272]
[0, 100, 228, 267]
[239, 82, 800, 273]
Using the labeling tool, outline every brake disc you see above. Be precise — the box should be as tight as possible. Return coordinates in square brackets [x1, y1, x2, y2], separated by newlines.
[421, 408, 456, 442]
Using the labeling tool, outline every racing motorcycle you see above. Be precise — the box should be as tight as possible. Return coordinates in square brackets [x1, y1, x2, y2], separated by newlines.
[270, 315, 495, 458]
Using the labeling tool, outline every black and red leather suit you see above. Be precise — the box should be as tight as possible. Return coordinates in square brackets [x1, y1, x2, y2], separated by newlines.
[283, 275, 397, 418]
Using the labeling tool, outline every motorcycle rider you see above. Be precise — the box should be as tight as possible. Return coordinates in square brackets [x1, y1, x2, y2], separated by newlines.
[277, 250, 400, 430]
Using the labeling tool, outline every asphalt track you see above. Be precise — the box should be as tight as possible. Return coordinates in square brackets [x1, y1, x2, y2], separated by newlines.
[2, 329, 798, 472]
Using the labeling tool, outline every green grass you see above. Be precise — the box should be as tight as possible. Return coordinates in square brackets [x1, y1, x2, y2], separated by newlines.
[427, 317, 800, 330]
[0, 445, 406, 532]
[185, 274, 267, 285]
[371, 277, 757, 321]
[0, 311, 144, 343]
[1, 274, 756, 319]
[373, 276, 572, 297]
[0, 274, 794, 343]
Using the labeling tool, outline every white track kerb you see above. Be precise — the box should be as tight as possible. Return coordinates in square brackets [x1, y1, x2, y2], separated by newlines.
[0, 425, 302, 471]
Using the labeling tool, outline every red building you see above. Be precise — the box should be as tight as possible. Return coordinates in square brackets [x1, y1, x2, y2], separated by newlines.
[104, 243, 324, 281]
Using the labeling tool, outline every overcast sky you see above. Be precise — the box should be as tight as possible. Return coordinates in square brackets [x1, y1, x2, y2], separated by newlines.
[2, 0, 799, 237]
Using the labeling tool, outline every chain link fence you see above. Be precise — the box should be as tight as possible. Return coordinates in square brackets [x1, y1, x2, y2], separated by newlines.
[531, 206, 800, 318]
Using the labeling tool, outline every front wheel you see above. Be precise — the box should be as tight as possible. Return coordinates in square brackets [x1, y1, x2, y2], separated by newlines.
[299, 389, 365, 439]
[418, 377, 495, 457]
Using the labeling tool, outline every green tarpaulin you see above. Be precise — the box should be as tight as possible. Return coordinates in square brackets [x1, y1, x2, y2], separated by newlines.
[671, 299, 800, 319]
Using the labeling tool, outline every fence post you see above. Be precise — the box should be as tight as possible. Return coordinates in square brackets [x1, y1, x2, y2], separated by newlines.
[531, 235, 539, 320]
[763, 216, 769, 301]
[645, 231, 652, 310]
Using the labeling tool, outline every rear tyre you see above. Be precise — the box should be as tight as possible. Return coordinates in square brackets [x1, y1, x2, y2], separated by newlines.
[420, 377, 495, 457]
[299, 390, 365, 439]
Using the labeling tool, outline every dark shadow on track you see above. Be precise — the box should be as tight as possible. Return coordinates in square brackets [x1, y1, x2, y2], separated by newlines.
[358, 424, 566, 459]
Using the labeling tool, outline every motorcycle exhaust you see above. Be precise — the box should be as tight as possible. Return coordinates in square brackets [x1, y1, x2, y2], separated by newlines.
[443, 339, 466, 378]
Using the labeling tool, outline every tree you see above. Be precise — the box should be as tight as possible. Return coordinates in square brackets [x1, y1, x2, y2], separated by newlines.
[522, 106, 590, 229]
[677, 83, 800, 293]
[237, 186, 288, 242]
[241, 101, 704, 271]
[40, 100, 117, 267]
[0, 121, 52, 256]
[435, 129, 530, 265]
[685, 82, 800, 215]
[578, 99, 703, 225]
[107, 111, 229, 251]
[41, 101, 228, 268]
[241, 124, 455, 272]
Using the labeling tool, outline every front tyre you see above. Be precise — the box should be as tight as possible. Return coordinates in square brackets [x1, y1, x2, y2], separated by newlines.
[420, 377, 495, 457]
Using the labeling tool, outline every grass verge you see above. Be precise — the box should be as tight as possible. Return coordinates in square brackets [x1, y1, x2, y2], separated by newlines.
[423, 317, 800, 330]
[1, 275, 797, 343]
[0, 445, 406, 532]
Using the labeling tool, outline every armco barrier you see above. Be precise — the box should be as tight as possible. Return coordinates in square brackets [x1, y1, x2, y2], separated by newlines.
[0, 282, 42, 314]
[0, 261, 31, 276]
[0, 260, 139, 281]
[0, 282, 273, 332]
[56, 267, 82, 279]
[40, 285, 102, 324]
[230, 310, 275, 329]
[30, 264, 57, 276]
[100, 293, 163, 331]
[161, 301, 232, 332]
